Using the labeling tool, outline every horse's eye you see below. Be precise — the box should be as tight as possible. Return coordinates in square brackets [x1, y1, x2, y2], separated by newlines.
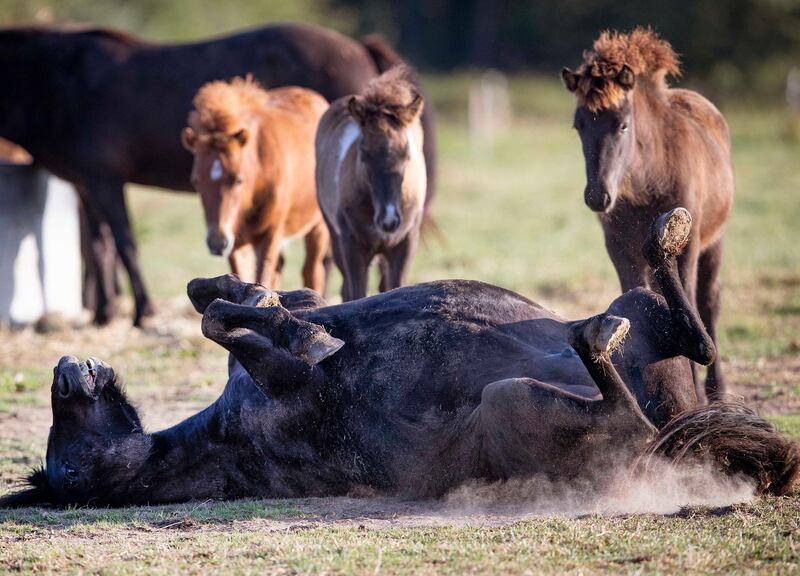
[619, 122, 629, 133]
[234, 176, 244, 185]
[64, 463, 78, 482]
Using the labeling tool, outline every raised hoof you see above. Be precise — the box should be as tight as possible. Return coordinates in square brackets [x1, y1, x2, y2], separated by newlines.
[570, 314, 630, 359]
[594, 315, 630, 356]
[293, 332, 345, 365]
[644, 207, 692, 265]
[251, 290, 281, 309]
[187, 274, 271, 313]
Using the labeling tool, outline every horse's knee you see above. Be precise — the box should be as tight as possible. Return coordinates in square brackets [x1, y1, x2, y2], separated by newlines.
[480, 379, 541, 429]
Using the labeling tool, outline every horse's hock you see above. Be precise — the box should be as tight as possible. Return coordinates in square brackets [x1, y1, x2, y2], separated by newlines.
[0, 161, 82, 326]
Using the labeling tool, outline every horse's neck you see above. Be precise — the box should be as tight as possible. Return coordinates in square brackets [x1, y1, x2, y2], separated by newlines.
[631, 90, 671, 190]
[140, 400, 242, 499]
[0, 40, 62, 148]
[244, 120, 278, 209]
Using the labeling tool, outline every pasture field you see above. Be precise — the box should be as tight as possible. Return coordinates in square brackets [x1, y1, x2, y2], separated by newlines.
[1, 75, 799, 574]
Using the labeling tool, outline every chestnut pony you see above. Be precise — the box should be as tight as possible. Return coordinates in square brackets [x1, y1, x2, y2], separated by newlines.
[316, 66, 426, 301]
[562, 29, 734, 400]
[183, 78, 330, 292]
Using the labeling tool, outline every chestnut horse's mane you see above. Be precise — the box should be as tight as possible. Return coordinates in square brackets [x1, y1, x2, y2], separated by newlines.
[575, 27, 681, 112]
[188, 76, 267, 137]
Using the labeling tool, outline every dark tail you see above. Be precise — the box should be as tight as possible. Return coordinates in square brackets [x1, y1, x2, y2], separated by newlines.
[637, 403, 799, 496]
[360, 35, 439, 235]
[360, 34, 405, 72]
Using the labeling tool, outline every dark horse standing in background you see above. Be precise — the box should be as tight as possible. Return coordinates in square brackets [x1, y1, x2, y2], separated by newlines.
[562, 29, 734, 400]
[0, 23, 437, 326]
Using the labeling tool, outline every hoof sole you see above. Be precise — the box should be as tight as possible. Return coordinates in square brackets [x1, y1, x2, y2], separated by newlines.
[654, 207, 692, 257]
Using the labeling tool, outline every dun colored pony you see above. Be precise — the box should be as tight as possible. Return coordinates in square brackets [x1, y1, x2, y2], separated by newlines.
[182, 78, 330, 293]
[316, 66, 427, 301]
[561, 28, 734, 400]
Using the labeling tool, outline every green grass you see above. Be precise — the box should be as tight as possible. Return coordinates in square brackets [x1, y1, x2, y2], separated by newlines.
[1, 74, 799, 574]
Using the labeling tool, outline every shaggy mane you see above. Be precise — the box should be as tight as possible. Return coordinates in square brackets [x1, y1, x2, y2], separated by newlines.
[361, 64, 420, 114]
[574, 27, 680, 112]
[188, 76, 268, 138]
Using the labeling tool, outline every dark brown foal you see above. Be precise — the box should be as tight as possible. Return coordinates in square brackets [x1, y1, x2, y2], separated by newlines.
[562, 28, 734, 401]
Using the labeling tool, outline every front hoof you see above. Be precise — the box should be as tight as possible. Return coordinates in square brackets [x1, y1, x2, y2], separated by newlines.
[644, 207, 692, 265]
[594, 315, 630, 357]
[569, 314, 630, 359]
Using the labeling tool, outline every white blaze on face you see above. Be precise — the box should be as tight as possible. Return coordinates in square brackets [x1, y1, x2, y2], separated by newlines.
[406, 128, 427, 210]
[210, 158, 223, 182]
[335, 122, 360, 187]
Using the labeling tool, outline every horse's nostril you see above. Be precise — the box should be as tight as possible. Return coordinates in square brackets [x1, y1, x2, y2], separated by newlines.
[206, 235, 227, 255]
[377, 213, 400, 233]
[58, 374, 70, 398]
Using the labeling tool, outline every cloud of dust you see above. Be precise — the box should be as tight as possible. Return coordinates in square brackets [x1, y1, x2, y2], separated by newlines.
[443, 456, 756, 518]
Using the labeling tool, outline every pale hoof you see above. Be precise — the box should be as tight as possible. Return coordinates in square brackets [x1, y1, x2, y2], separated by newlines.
[568, 313, 630, 359]
[593, 315, 630, 356]
[645, 207, 693, 264]
[656, 208, 692, 257]
[295, 333, 345, 365]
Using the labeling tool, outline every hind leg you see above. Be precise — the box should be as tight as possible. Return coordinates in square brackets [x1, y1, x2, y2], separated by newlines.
[697, 240, 725, 400]
[476, 314, 656, 480]
[202, 298, 343, 395]
[77, 189, 119, 325]
[302, 220, 331, 295]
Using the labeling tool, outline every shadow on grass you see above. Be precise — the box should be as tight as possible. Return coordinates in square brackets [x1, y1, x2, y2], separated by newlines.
[0, 496, 443, 531]
[0, 498, 308, 529]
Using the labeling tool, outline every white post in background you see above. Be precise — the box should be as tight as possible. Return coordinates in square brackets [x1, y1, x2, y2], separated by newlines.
[469, 69, 511, 151]
[786, 67, 800, 141]
[0, 163, 82, 327]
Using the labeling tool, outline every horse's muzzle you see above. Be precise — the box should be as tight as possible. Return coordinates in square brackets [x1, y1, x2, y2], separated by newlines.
[584, 183, 613, 213]
[206, 228, 234, 257]
[375, 204, 401, 235]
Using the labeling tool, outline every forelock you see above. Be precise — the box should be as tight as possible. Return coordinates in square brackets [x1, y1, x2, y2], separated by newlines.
[572, 27, 681, 112]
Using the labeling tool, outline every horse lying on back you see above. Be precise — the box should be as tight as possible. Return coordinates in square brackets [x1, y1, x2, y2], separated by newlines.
[562, 28, 734, 401]
[316, 65, 427, 301]
[182, 78, 330, 293]
[2, 209, 796, 508]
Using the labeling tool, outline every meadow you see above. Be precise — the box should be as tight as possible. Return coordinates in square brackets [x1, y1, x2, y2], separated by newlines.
[0, 75, 798, 574]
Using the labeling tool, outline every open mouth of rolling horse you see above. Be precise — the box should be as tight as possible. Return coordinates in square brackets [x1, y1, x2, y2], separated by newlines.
[1, 209, 796, 508]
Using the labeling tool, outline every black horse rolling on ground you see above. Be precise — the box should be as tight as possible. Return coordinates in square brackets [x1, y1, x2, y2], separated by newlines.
[1, 210, 796, 507]
[0, 23, 436, 326]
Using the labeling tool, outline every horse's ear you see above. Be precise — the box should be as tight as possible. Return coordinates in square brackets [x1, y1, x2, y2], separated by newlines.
[404, 93, 424, 123]
[232, 128, 248, 147]
[348, 96, 367, 125]
[561, 68, 579, 92]
[617, 65, 636, 90]
[181, 127, 196, 151]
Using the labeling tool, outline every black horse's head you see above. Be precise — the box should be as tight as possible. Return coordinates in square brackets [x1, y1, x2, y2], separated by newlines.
[0, 356, 144, 507]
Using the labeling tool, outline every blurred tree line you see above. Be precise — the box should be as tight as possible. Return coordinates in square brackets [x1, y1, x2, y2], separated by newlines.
[2, 0, 799, 98]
